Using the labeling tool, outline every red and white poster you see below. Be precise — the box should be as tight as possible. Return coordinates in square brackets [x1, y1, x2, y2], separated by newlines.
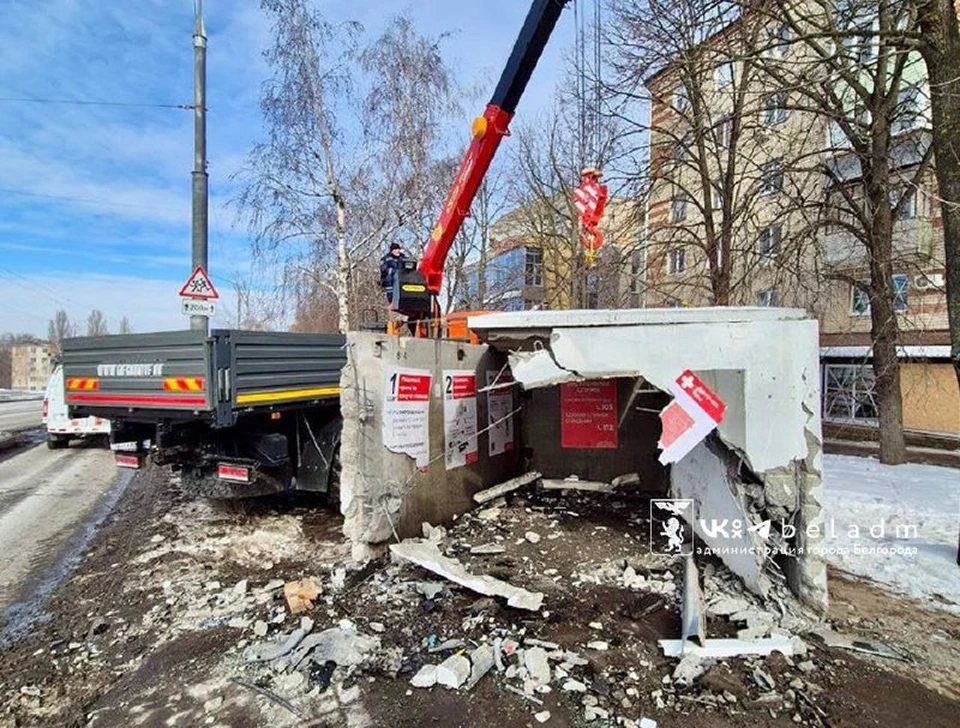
[486, 370, 515, 457]
[383, 368, 432, 468]
[444, 370, 479, 470]
[560, 380, 618, 449]
[658, 370, 727, 465]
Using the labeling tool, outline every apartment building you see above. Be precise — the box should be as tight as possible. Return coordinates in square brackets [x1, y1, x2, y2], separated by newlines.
[458, 197, 643, 312]
[643, 7, 959, 434]
[11, 342, 53, 391]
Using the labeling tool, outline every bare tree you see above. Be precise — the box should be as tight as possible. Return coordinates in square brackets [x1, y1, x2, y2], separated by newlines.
[47, 310, 76, 356]
[85, 310, 109, 337]
[237, 3, 458, 334]
[755, 0, 934, 464]
[912, 0, 960, 388]
[118, 317, 133, 335]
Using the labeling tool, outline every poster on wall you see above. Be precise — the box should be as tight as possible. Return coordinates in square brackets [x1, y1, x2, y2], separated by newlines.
[486, 370, 515, 457]
[443, 370, 479, 470]
[658, 370, 726, 465]
[560, 379, 619, 449]
[382, 367, 432, 469]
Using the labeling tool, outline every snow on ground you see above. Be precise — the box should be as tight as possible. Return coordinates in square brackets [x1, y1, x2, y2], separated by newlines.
[821, 453, 960, 612]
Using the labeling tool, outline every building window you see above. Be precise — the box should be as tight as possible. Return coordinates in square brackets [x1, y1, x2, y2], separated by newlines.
[842, 18, 876, 65]
[524, 247, 543, 287]
[674, 140, 688, 163]
[893, 86, 922, 135]
[757, 289, 778, 307]
[765, 93, 788, 125]
[890, 186, 917, 220]
[768, 23, 790, 58]
[851, 275, 909, 315]
[668, 248, 686, 275]
[851, 283, 871, 316]
[758, 224, 782, 256]
[671, 193, 689, 223]
[715, 117, 733, 148]
[824, 364, 878, 423]
[673, 85, 690, 113]
[893, 273, 909, 312]
[629, 251, 643, 294]
[714, 62, 734, 90]
[712, 185, 724, 210]
[759, 159, 783, 196]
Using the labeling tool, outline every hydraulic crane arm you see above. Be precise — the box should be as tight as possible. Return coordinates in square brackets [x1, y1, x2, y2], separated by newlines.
[417, 0, 570, 296]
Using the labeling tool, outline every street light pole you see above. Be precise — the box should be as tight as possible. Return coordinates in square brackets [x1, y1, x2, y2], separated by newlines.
[190, 0, 209, 333]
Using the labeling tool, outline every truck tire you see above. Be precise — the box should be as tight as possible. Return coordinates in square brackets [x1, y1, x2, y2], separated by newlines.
[47, 434, 66, 450]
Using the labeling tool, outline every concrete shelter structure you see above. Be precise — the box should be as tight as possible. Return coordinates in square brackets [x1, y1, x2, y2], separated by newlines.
[340, 308, 826, 612]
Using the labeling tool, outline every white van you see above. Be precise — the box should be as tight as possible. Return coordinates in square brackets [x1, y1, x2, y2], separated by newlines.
[42, 366, 111, 449]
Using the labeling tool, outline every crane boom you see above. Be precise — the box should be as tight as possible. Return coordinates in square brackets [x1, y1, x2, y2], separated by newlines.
[407, 0, 570, 301]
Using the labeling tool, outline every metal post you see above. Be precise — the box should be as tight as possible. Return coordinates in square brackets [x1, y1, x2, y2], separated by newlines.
[191, 0, 209, 332]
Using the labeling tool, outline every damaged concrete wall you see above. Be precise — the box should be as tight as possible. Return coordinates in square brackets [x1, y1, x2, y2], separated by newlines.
[522, 377, 669, 488]
[340, 333, 521, 559]
[470, 309, 827, 612]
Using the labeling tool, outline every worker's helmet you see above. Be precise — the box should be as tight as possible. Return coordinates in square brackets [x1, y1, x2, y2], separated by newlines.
[580, 167, 603, 179]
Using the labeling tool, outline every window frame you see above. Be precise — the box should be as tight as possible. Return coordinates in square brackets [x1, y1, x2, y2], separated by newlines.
[714, 61, 735, 90]
[764, 93, 788, 126]
[668, 248, 687, 275]
[823, 363, 879, 424]
[758, 224, 782, 257]
[756, 288, 779, 307]
[671, 193, 689, 223]
[523, 246, 544, 288]
[759, 159, 784, 196]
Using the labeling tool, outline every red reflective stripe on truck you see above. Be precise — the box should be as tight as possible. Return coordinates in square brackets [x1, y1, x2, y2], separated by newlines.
[66, 393, 207, 407]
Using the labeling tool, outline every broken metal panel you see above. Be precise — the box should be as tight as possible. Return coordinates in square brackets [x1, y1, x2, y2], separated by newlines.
[680, 555, 706, 647]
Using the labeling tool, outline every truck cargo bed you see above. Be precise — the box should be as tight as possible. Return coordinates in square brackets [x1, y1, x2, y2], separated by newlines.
[62, 329, 345, 427]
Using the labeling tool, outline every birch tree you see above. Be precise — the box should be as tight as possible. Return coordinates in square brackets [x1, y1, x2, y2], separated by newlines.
[238, 3, 457, 333]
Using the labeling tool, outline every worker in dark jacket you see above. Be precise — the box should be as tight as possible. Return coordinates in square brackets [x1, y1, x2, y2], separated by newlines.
[380, 242, 407, 305]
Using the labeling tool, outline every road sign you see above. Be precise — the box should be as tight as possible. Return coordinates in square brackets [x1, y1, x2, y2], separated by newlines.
[181, 299, 216, 317]
[178, 266, 219, 300]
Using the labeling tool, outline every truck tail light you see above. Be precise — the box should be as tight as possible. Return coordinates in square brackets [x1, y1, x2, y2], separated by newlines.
[218, 464, 250, 483]
[41, 400, 48, 420]
[115, 453, 141, 469]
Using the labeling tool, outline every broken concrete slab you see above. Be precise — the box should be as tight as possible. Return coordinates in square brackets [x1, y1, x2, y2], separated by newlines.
[470, 543, 506, 556]
[659, 636, 795, 659]
[680, 555, 706, 646]
[288, 627, 380, 671]
[436, 654, 471, 689]
[244, 627, 307, 663]
[807, 626, 907, 661]
[541, 477, 615, 494]
[390, 540, 544, 611]
[473, 471, 542, 504]
[466, 645, 495, 689]
[410, 665, 438, 688]
[524, 647, 551, 685]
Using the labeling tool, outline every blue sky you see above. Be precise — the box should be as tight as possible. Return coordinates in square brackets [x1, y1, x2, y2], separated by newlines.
[0, 0, 577, 336]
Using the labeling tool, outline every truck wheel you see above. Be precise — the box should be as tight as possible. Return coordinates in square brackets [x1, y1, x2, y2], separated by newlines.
[47, 435, 66, 450]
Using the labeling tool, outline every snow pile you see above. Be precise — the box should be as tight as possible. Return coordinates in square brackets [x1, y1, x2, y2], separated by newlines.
[821, 454, 960, 612]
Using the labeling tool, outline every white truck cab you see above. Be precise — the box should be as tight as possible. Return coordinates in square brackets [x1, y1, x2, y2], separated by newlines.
[42, 365, 110, 449]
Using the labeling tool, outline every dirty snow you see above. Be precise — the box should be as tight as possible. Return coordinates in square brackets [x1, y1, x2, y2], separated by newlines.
[821, 454, 960, 612]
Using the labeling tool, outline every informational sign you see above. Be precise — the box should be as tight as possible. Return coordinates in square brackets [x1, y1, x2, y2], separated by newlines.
[443, 370, 479, 470]
[560, 379, 618, 449]
[179, 266, 220, 300]
[382, 368, 432, 468]
[181, 299, 216, 317]
[658, 370, 727, 465]
[486, 370, 515, 457]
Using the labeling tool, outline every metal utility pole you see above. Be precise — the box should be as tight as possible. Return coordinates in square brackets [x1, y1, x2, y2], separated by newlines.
[190, 0, 209, 332]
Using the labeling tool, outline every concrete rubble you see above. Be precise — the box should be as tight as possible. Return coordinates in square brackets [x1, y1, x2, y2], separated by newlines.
[389, 540, 544, 611]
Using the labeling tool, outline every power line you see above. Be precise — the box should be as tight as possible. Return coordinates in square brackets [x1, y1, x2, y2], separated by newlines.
[0, 187, 181, 212]
[0, 96, 194, 111]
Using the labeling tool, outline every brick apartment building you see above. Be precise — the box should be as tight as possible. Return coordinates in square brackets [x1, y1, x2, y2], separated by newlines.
[642, 8, 959, 435]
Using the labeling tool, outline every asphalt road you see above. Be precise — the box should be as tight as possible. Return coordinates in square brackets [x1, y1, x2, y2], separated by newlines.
[0, 399, 43, 433]
[0, 442, 120, 613]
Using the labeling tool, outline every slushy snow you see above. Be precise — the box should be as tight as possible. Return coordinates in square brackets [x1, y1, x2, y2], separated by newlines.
[821, 454, 960, 612]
